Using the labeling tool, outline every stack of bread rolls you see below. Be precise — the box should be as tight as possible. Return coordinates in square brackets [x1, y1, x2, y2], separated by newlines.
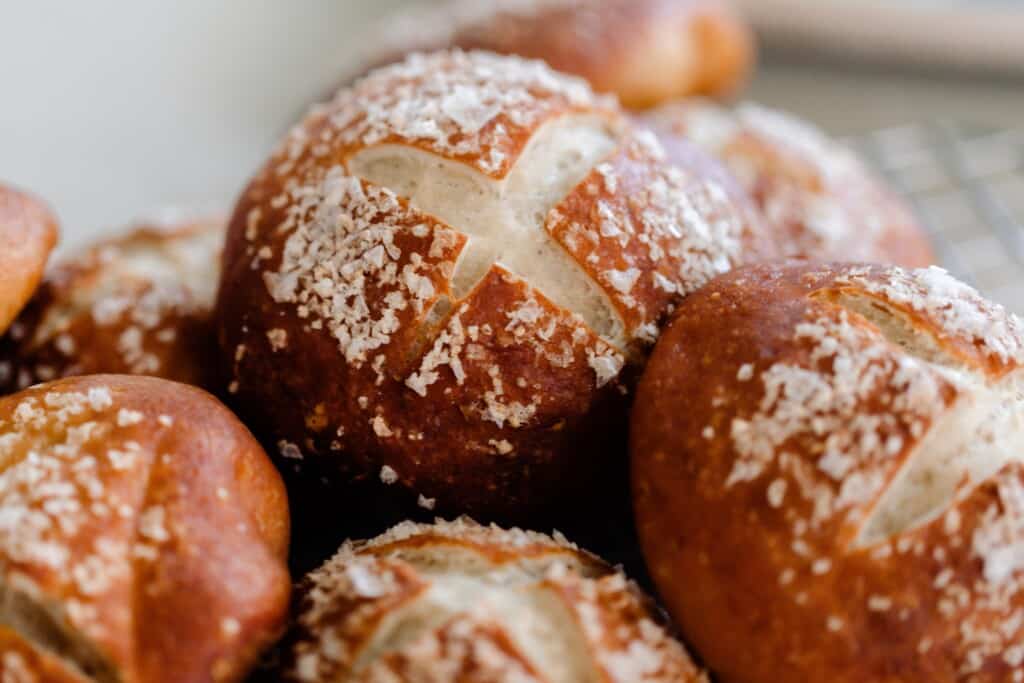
[2, 2, 1019, 681]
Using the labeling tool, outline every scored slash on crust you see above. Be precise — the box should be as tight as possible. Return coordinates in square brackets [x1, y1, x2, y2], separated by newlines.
[284, 518, 705, 682]
[0, 376, 290, 683]
[633, 262, 1024, 681]
[219, 50, 761, 516]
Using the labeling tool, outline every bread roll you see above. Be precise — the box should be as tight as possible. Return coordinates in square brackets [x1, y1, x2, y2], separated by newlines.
[0, 215, 223, 394]
[355, 0, 754, 108]
[279, 517, 705, 682]
[633, 262, 1024, 682]
[216, 50, 771, 521]
[0, 375, 291, 682]
[0, 185, 58, 336]
[641, 101, 935, 267]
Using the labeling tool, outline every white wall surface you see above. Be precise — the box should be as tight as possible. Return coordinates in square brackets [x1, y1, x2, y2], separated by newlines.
[3, 1, 1021, 252]
[0, 1, 406, 250]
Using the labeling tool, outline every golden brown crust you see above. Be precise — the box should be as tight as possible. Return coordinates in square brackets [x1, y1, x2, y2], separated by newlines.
[633, 262, 1024, 683]
[359, 0, 755, 108]
[217, 51, 768, 522]
[280, 518, 705, 682]
[0, 375, 291, 683]
[0, 185, 58, 337]
[0, 217, 223, 395]
[642, 101, 936, 267]
[545, 131, 769, 348]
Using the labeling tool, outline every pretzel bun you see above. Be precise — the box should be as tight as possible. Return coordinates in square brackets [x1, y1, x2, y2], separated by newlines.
[0, 215, 223, 395]
[642, 101, 935, 267]
[633, 262, 1024, 682]
[356, 0, 754, 108]
[279, 517, 705, 682]
[0, 185, 58, 336]
[0, 375, 290, 682]
[216, 50, 770, 521]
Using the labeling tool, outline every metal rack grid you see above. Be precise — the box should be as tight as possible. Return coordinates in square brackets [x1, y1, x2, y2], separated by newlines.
[849, 121, 1024, 314]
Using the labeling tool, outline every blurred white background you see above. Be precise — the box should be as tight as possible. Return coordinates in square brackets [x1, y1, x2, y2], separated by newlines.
[0, 1, 403, 250]
[2, 1, 1022, 251]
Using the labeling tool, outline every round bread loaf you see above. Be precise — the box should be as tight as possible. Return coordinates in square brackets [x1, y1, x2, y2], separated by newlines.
[216, 50, 771, 521]
[354, 0, 754, 108]
[0, 185, 58, 336]
[0, 215, 223, 394]
[633, 262, 1024, 682]
[642, 101, 935, 267]
[0, 375, 291, 682]
[279, 517, 705, 682]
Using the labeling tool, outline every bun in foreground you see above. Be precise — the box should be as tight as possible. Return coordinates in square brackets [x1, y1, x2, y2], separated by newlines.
[633, 262, 1024, 682]
[279, 517, 706, 682]
[0, 375, 290, 682]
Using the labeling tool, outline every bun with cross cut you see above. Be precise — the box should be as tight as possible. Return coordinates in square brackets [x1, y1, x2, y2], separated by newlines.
[0, 375, 291, 683]
[1, 215, 224, 395]
[215, 50, 772, 522]
[276, 517, 707, 683]
[0, 184, 58, 338]
[633, 261, 1024, 682]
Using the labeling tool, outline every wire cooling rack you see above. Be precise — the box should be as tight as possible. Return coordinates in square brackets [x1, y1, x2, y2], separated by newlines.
[849, 121, 1024, 314]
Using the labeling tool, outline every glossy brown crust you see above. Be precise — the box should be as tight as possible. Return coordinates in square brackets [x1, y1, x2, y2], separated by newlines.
[280, 518, 705, 682]
[0, 185, 58, 336]
[632, 262, 1024, 683]
[0, 218, 223, 395]
[0, 375, 291, 683]
[642, 101, 936, 267]
[217, 51, 766, 522]
[640, 120, 769, 245]
[547, 131, 774, 343]
[0, 627, 90, 683]
[361, 0, 755, 108]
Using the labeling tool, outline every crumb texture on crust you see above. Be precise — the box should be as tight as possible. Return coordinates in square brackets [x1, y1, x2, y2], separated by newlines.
[633, 262, 1024, 682]
[0, 375, 290, 683]
[642, 101, 935, 268]
[218, 50, 761, 519]
[283, 518, 705, 683]
[0, 217, 223, 394]
[0, 185, 59, 338]
[352, 0, 754, 107]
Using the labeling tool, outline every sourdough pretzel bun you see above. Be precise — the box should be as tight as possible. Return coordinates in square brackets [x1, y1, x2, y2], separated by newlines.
[0, 215, 223, 394]
[279, 517, 705, 682]
[356, 0, 754, 108]
[633, 262, 1024, 682]
[0, 375, 291, 682]
[642, 101, 935, 267]
[216, 50, 771, 521]
[0, 185, 59, 336]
